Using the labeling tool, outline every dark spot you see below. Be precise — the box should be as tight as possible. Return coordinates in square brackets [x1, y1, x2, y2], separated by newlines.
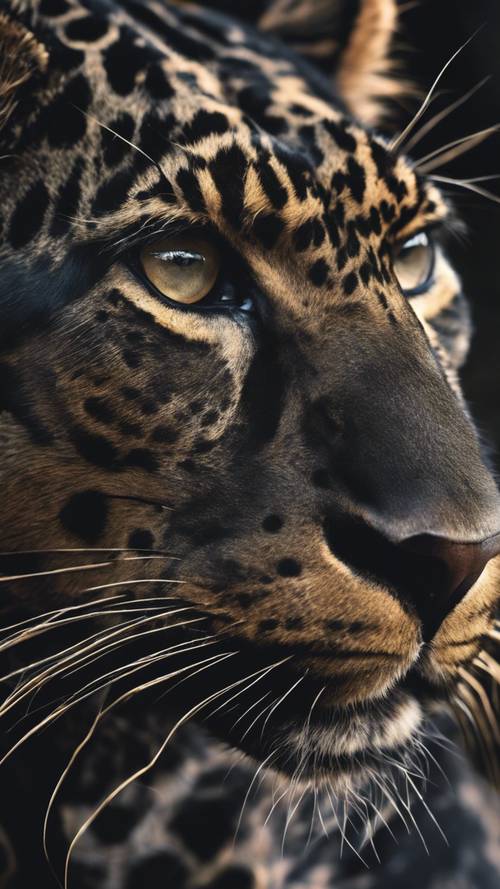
[342, 272, 358, 295]
[144, 64, 174, 100]
[108, 288, 123, 306]
[346, 157, 366, 203]
[84, 397, 115, 425]
[128, 529, 154, 550]
[96, 310, 108, 322]
[150, 424, 179, 444]
[9, 182, 49, 249]
[203, 866, 255, 889]
[102, 113, 135, 166]
[140, 398, 158, 415]
[331, 171, 346, 194]
[380, 200, 395, 223]
[50, 158, 84, 237]
[121, 385, 141, 401]
[262, 514, 283, 533]
[263, 115, 288, 136]
[181, 109, 230, 144]
[293, 220, 314, 252]
[308, 259, 329, 287]
[326, 619, 345, 631]
[259, 618, 279, 632]
[285, 617, 303, 630]
[103, 27, 152, 95]
[346, 223, 360, 258]
[255, 157, 288, 210]
[237, 593, 252, 607]
[201, 410, 218, 427]
[359, 262, 372, 286]
[209, 145, 247, 229]
[49, 37, 84, 73]
[59, 490, 108, 543]
[251, 213, 284, 248]
[91, 802, 144, 844]
[70, 427, 118, 469]
[41, 73, 91, 148]
[178, 459, 196, 472]
[323, 119, 356, 152]
[119, 421, 142, 437]
[39, 0, 70, 15]
[193, 439, 215, 454]
[65, 15, 108, 42]
[277, 558, 302, 577]
[93, 168, 136, 216]
[176, 168, 206, 213]
[125, 852, 188, 889]
[122, 448, 158, 472]
[122, 350, 141, 369]
[170, 794, 241, 861]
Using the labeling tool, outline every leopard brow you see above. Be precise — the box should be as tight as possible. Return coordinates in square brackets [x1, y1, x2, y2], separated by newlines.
[100, 218, 209, 258]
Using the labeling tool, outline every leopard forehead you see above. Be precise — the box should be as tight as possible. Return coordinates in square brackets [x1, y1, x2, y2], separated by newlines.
[1, 0, 446, 279]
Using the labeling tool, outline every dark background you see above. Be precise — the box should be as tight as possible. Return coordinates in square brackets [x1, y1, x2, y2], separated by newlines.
[396, 0, 500, 466]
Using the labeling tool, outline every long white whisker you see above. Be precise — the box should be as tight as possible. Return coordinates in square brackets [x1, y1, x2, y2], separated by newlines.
[429, 175, 500, 206]
[414, 124, 500, 172]
[390, 27, 485, 152]
[404, 76, 490, 153]
[63, 652, 269, 889]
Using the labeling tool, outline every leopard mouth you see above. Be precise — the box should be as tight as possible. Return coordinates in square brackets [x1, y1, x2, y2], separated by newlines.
[153, 625, 449, 783]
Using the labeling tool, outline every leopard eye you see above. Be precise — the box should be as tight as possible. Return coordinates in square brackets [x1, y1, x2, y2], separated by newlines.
[140, 234, 220, 305]
[394, 232, 435, 296]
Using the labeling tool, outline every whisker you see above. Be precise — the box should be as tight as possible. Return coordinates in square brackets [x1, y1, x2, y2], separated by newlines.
[0, 607, 197, 717]
[389, 27, 485, 153]
[83, 578, 187, 592]
[81, 111, 166, 179]
[235, 748, 277, 845]
[430, 175, 500, 206]
[63, 652, 268, 889]
[260, 672, 306, 739]
[404, 76, 490, 153]
[414, 124, 500, 172]
[0, 554, 175, 584]
[0, 594, 128, 640]
[0, 646, 227, 769]
[207, 657, 291, 720]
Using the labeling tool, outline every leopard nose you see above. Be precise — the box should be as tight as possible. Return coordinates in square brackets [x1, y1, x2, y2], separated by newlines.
[402, 532, 500, 641]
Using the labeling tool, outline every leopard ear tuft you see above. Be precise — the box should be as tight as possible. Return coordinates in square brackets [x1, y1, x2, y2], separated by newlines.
[335, 0, 400, 126]
[0, 12, 48, 134]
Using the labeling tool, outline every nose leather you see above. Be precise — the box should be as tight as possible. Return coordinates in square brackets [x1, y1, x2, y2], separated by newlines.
[403, 531, 500, 640]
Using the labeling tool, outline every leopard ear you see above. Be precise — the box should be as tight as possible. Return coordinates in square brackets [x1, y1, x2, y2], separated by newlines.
[258, 0, 400, 126]
[0, 11, 48, 138]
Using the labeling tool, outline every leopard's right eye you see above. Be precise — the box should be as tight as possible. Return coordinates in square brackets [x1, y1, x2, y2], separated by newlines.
[140, 234, 220, 305]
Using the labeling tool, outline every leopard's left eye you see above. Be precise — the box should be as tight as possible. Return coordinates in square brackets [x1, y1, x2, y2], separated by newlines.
[394, 232, 435, 296]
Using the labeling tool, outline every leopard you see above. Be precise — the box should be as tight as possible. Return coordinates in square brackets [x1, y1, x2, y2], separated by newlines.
[0, 0, 498, 887]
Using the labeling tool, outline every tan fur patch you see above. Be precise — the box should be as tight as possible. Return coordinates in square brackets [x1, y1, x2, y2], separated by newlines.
[336, 0, 399, 125]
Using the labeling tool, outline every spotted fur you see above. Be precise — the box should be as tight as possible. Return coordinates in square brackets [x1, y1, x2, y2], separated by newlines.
[0, 0, 498, 886]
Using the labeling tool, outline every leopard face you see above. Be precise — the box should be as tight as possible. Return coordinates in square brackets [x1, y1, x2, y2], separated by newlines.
[0, 0, 499, 786]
